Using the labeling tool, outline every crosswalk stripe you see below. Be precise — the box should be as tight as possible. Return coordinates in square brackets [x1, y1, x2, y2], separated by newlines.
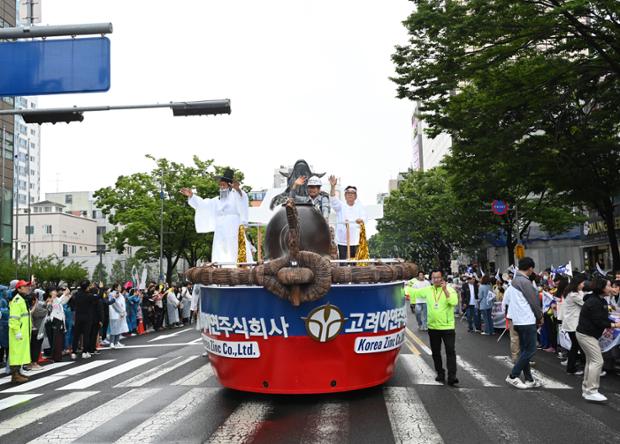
[399, 354, 442, 385]
[492, 356, 571, 389]
[206, 401, 272, 444]
[148, 327, 192, 342]
[0, 362, 74, 386]
[0, 391, 97, 438]
[406, 329, 499, 387]
[1, 360, 115, 394]
[1, 376, 66, 394]
[456, 356, 499, 387]
[172, 363, 214, 386]
[114, 356, 198, 387]
[115, 387, 216, 443]
[453, 388, 532, 442]
[58, 360, 114, 376]
[300, 401, 349, 444]
[56, 358, 156, 390]
[0, 394, 41, 412]
[27, 388, 159, 444]
[383, 387, 443, 444]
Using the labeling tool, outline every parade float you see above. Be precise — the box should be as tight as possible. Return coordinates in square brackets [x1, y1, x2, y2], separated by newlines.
[186, 162, 417, 394]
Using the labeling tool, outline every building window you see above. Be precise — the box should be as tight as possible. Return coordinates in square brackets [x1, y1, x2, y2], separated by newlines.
[44, 206, 51, 212]
[43, 225, 52, 234]
[62, 244, 68, 257]
[25, 225, 34, 235]
[97, 226, 106, 235]
[65, 194, 72, 204]
[71, 245, 77, 254]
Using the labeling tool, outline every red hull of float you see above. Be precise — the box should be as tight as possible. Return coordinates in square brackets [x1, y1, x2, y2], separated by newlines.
[200, 282, 406, 394]
[207, 331, 402, 394]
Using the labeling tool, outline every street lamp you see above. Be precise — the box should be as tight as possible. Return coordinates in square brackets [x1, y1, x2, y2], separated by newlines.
[91, 246, 111, 283]
[0, 100, 232, 124]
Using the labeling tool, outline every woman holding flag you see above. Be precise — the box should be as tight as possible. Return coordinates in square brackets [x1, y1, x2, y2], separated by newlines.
[562, 275, 586, 375]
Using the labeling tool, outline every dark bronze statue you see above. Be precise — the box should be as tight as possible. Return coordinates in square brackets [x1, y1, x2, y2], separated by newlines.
[270, 159, 326, 209]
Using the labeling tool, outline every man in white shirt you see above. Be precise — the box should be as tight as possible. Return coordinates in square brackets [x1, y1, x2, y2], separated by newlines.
[328, 175, 367, 260]
[410, 271, 431, 331]
[505, 257, 543, 390]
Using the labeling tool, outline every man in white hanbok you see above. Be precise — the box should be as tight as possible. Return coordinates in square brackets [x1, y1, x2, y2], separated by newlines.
[180, 168, 252, 264]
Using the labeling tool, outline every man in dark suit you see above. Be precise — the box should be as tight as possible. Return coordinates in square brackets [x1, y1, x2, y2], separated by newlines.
[461, 275, 481, 332]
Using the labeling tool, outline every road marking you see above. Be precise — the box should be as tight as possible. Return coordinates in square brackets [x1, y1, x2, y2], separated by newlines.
[406, 328, 432, 355]
[1, 360, 115, 393]
[57, 359, 114, 375]
[405, 338, 420, 355]
[148, 327, 193, 342]
[456, 356, 499, 387]
[116, 342, 202, 349]
[383, 387, 443, 444]
[206, 401, 272, 443]
[115, 387, 216, 443]
[406, 328, 498, 387]
[115, 355, 198, 387]
[300, 401, 349, 444]
[453, 388, 531, 442]
[27, 388, 159, 444]
[188, 337, 203, 344]
[529, 391, 619, 441]
[399, 354, 442, 385]
[492, 356, 571, 389]
[0, 394, 42, 412]
[0, 362, 74, 386]
[57, 358, 156, 390]
[172, 363, 214, 386]
[0, 391, 97, 438]
[1, 376, 67, 394]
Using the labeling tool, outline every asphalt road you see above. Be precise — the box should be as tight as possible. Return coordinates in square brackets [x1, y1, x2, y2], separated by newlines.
[1, 311, 619, 444]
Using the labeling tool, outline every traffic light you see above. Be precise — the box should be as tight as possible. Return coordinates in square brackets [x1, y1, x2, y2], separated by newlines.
[171, 100, 231, 116]
[22, 110, 84, 124]
[515, 243, 525, 260]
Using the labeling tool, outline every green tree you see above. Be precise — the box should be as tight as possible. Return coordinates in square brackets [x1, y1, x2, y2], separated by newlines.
[373, 167, 491, 270]
[91, 262, 108, 285]
[95, 155, 247, 283]
[0, 256, 86, 286]
[392, 1, 620, 267]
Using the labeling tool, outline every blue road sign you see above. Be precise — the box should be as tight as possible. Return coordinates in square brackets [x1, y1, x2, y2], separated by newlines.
[0, 37, 110, 96]
[491, 199, 508, 215]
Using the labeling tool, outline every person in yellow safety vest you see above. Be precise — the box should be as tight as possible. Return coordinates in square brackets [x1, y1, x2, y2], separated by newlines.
[409, 269, 460, 386]
[9, 280, 32, 383]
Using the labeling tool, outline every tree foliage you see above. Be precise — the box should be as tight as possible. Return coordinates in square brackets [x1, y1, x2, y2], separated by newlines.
[0, 255, 88, 287]
[392, 0, 620, 267]
[94, 155, 247, 283]
[371, 167, 491, 270]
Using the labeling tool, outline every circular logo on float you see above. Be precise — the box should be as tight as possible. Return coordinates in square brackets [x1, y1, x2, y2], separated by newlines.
[303, 303, 347, 343]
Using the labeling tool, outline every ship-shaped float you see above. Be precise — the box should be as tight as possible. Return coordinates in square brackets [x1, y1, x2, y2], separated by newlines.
[186, 167, 417, 394]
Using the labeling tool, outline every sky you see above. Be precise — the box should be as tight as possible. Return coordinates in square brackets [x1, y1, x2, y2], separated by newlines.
[38, 0, 415, 208]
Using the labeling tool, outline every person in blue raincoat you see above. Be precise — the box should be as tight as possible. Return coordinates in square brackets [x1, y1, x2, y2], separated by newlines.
[0, 285, 9, 369]
[125, 287, 141, 334]
[63, 293, 74, 353]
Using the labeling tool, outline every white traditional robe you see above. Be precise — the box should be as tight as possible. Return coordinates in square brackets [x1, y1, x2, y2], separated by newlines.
[188, 190, 252, 264]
